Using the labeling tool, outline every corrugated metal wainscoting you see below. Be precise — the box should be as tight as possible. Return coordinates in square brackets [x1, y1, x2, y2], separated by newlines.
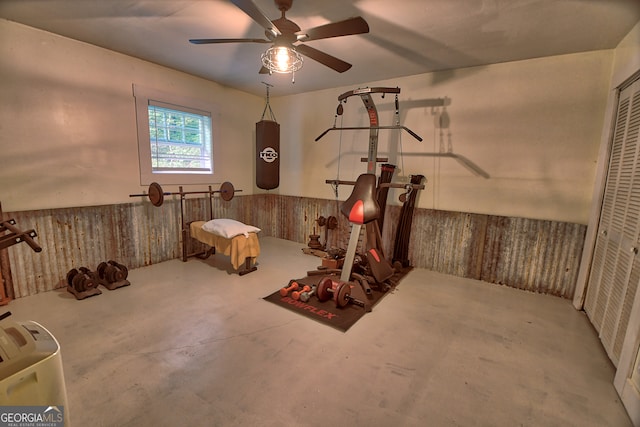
[245, 194, 587, 299]
[2, 194, 585, 299]
[2, 195, 254, 298]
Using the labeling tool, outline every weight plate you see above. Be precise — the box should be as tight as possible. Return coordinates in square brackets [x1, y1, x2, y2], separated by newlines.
[97, 262, 108, 280]
[335, 282, 351, 308]
[66, 268, 79, 287]
[79, 267, 97, 290]
[73, 272, 88, 292]
[72, 275, 84, 292]
[220, 181, 235, 201]
[108, 260, 125, 282]
[316, 277, 333, 302]
[327, 216, 338, 230]
[148, 182, 164, 207]
[104, 265, 116, 283]
[84, 276, 98, 291]
[109, 261, 129, 280]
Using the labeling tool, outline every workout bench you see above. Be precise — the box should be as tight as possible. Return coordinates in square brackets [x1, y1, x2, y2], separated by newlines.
[130, 182, 260, 275]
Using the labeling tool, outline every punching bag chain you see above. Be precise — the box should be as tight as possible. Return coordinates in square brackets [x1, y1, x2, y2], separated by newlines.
[261, 82, 277, 122]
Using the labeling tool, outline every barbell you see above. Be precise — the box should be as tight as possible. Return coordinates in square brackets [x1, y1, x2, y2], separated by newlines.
[129, 181, 239, 207]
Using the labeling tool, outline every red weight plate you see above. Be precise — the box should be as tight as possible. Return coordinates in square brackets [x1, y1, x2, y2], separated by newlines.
[316, 277, 333, 302]
[335, 282, 351, 308]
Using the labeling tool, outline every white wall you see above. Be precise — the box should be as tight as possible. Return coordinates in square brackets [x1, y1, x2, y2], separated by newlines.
[272, 50, 614, 224]
[0, 18, 619, 225]
[0, 19, 264, 212]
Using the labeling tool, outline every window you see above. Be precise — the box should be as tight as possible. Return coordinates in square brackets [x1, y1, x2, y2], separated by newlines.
[133, 84, 217, 185]
[148, 105, 212, 173]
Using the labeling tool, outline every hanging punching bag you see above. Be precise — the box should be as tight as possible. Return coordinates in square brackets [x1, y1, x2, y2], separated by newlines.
[256, 119, 280, 190]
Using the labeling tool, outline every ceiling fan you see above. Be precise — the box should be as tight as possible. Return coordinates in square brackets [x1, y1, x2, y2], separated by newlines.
[189, 0, 370, 75]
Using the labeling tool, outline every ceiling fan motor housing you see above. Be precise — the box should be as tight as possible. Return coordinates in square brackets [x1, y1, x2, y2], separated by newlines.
[275, 0, 293, 12]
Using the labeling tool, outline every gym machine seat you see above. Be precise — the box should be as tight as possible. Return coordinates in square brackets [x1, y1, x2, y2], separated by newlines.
[340, 174, 380, 225]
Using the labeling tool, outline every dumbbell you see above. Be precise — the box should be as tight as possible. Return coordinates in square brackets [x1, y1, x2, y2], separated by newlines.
[291, 285, 311, 301]
[316, 276, 365, 308]
[300, 285, 316, 302]
[280, 280, 299, 297]
[66, 267, 99, 293]
[97, 260, 128, 284]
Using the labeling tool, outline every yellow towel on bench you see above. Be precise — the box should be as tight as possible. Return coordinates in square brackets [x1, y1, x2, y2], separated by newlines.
[190, 221, 260, 270]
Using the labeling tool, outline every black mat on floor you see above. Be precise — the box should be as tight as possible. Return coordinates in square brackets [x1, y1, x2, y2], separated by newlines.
[263, 267, 412, 332]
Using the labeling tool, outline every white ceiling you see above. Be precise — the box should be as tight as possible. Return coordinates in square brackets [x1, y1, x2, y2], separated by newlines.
[1, 0, 639, 97]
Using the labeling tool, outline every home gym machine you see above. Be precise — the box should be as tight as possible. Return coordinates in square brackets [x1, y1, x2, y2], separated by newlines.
[312, 87, 426, 309]
[317, 87, 425, 250]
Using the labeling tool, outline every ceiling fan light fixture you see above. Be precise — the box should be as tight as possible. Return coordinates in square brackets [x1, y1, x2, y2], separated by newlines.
[261, 45, 303, 74]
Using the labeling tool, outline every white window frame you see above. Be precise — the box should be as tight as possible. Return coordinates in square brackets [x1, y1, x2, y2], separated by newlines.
[133, 84, 219, 185]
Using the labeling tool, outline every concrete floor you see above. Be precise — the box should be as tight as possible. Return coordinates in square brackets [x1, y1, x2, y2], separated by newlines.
[4, 236, 632, 426]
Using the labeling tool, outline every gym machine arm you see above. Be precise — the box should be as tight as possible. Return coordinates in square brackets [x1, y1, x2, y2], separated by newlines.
[325, 179, 425, 192]
[0, 219, 42, 253]
[315, 126, 423, 143]
[337, 87, 400, 101]
[315, 87, 423, 143]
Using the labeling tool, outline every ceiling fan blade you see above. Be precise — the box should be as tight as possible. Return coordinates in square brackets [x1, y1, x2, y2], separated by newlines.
[295, 44, 352, 73]
[259, 66, 270, 74]
[189, 38, 270, 44]
[297, 17, 369, 42]
[231, 0, 281, 38]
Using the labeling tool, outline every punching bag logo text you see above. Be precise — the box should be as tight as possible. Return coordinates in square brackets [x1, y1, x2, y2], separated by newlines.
[260, 147, 278, 163]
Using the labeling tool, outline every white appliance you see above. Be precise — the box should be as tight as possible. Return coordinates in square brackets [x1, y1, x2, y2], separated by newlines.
[0, 316, 68, 423]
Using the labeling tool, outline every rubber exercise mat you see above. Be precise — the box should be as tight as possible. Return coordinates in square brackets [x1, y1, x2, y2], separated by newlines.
[263, 267, 412, 332]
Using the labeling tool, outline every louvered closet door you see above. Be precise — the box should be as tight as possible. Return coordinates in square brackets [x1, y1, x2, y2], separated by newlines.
[585, 79, 640, 366]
